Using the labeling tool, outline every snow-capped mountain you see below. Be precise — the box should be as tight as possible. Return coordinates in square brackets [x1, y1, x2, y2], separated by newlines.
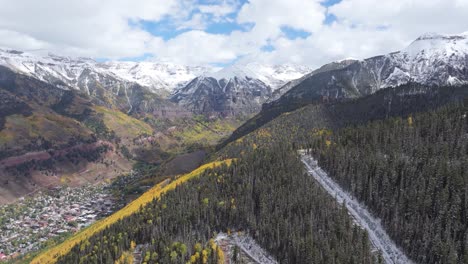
[0, 49, 196, 114]
[204, 63, 311, 90]
[99, 61, 213, 94]
[0, 50, 100, 92]
[389, 32, 468, 86]
[0, 49, 311, 116]
[271, 32, 468, 107]
[268, 59, 357, 102]
[171, 63, 311, 116]
[0, 49, 213, 95]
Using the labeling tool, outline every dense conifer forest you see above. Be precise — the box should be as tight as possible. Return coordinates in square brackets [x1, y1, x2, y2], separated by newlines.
[57, 146, 373, 264]
[308, 104, 468, 263]
[215, 85, 468, 263]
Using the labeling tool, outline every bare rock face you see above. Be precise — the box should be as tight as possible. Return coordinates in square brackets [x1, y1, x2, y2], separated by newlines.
[171, 64, 311, 116]
[171, 75, 272, 116]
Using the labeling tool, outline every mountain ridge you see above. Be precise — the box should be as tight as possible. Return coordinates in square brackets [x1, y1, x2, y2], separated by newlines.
[223, 32, 468, 144]
[0, 49, 312, 117]
[172, 63, 311, 116]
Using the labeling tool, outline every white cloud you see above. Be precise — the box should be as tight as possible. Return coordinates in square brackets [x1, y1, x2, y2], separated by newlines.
[176, 13, 209, 31]
[329, 0, 468, 37]
[236, 0, 326, 46]
[245, 0, 468, 68]
[250, 23, 406, 68]
[0, 0, 179, 58]
[198, 0, 239, 19]
[0, 30, 49, 51]
[0, 0, 467, 67]
[154, 31, 237, 65]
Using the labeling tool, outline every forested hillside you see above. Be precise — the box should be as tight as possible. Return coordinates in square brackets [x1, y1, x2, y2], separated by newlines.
[307, 104, 468, 263]
[215, 84, 468, 263]
[48, 146, 373, 264]
[221, 84, 468, 149]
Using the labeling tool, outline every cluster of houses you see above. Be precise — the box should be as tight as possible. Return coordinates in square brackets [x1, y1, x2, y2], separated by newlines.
[0, 185, 116, 260]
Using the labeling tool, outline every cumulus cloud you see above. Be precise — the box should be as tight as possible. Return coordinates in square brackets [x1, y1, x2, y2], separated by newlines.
[198, 0, 239, 19]
[0, 0, 178, 58]
[248, 0, 468, 68]
[0, 0, 467, 67]
[237, 0, 326, 45]
[154, 30, 237, 65]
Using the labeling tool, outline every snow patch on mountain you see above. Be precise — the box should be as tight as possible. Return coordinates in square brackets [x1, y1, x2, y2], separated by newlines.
[100, 61, 214, 93]
[389, 32, 468, 86]
[205, 63, 311, 90]
[274, 32, 468, 106]
[404, 32, 468, 59]
[170, 62, 311, 115]
[206, 64, 258, 81]
[0, 49, 310, 100]
[0, 49, 214, 94]
[0, 49, 96, 90]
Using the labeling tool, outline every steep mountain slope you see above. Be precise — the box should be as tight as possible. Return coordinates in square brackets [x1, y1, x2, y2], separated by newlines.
[239, 63, 311, 89]
[0, 49, 197, 116]
[273, 32, 468, 108]
[268, 59, 356, 102]
[216, 82, 468, 263]
[171, 74, 271, 116]
[0, 66, 133, 203]
[0, 49, 211, 95]
[226, 32, 468, 143]
[307, 104, 468, 263]
[171, 63, 311, 116]
[219, 83, 468, 155]
[0, 64, 251, 204]
[301, 153, 412, 264]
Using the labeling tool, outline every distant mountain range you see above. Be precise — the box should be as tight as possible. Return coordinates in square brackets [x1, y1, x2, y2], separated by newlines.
[0, 32, 467, 118]
[0, 49, 311, 116]
[225, 32, 468, 145]
[0, 50, 212, 94]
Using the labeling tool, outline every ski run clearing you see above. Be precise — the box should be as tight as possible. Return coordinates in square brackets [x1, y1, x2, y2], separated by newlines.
[300, 150, 413, 264]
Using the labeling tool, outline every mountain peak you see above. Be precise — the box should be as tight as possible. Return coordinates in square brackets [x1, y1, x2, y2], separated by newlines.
[205, 64, 258, 80]
[414, 32, 445, 41]
[403, 31, 468, 58]
[203, 63, 311, 90]
[414, 32, 468, 41]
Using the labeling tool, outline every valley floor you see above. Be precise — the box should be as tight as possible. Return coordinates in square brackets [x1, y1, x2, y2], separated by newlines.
[0, 184, 119, 260]
[300, 151, 412, 264]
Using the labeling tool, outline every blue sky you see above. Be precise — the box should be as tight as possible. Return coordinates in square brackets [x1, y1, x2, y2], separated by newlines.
[137, 0, 339, 45]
